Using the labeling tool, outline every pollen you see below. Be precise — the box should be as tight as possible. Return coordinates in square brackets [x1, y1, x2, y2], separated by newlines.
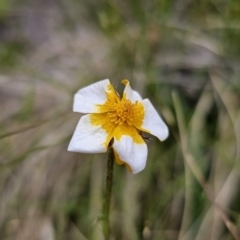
[108, 99, 135, 125]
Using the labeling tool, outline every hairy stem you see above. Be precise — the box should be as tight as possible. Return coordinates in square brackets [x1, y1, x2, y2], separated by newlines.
[102, 148, 114, 240]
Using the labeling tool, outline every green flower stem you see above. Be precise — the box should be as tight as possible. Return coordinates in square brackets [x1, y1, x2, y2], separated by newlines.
[102, 148, 114, 240]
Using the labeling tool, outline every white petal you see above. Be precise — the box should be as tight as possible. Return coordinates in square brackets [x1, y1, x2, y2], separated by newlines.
[73, 79, 111, 113]
[113, 136, 148, 174]
[122, 80, 142, 102]
[68, 114, 109, 153]
[140, 99, 169, 141]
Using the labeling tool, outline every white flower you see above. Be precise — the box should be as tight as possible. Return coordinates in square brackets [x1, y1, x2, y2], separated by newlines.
[68, 79, 168, 174]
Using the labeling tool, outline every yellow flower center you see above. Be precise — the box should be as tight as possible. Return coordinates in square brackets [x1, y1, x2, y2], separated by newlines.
[108, 99, 135, 125]
[92, 80, 146, 146]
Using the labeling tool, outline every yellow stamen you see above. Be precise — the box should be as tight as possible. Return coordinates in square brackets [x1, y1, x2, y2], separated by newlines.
[107, 99, 135, 125]
[92, 81, 146, 145]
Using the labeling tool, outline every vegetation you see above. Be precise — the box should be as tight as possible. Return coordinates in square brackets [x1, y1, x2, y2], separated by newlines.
[0, 0, 240, 239]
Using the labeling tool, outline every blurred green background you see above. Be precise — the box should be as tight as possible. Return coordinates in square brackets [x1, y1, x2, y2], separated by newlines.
[1, 0, 240, 239]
